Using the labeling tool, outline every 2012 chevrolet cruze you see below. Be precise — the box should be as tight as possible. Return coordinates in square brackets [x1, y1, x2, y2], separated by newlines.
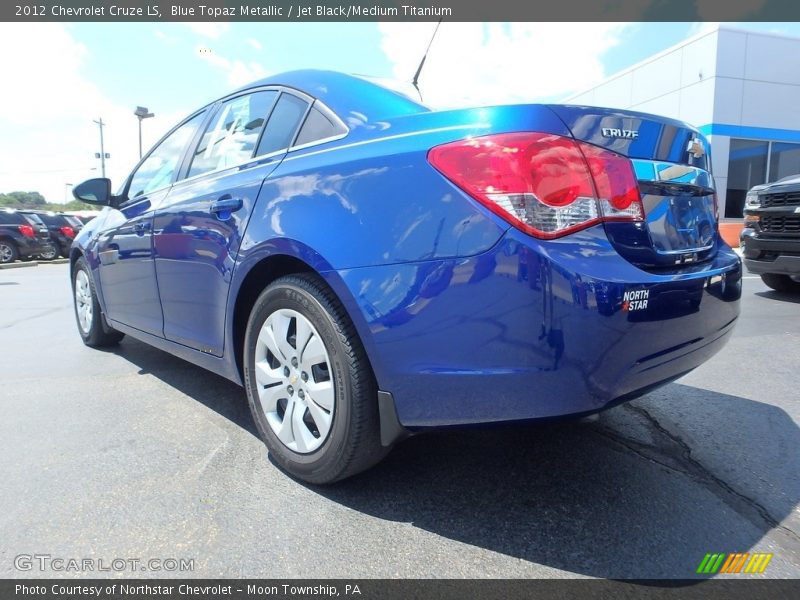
[70, 70, 741, 483]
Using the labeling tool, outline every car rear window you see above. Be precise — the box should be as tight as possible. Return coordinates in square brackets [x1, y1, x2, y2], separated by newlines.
[22, 213, 46, 227]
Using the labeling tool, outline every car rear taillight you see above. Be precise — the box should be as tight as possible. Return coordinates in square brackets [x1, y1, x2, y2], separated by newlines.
[428, 132, 644, 239]
[60, 226, 75, 238]
[18, 225, 35, 238]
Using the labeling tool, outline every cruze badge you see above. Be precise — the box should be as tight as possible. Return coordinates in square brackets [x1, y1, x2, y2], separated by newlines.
[688, 137, 705, 159]
[602, 128, 639, 139]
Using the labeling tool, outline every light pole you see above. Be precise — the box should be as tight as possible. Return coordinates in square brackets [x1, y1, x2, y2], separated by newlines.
[93, 118, 110, 178]
[134, 106, 155, 159]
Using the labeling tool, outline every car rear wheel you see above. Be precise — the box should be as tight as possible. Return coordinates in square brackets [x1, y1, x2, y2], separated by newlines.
[243, 274, 387, 484]
[760, 273, 800, 293]
[39, 244, 58, 261]
[0, 240, 18, 264]
[72, 257, 125, 347]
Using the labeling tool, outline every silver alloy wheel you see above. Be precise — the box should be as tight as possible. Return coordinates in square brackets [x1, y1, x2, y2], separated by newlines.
[255, 308, 335, 454]
[75, 269, 93, 334]
[0, 243, 12, 263]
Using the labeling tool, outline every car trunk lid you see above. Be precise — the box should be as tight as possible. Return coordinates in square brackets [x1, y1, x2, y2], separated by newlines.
[547, 105, 718, 268]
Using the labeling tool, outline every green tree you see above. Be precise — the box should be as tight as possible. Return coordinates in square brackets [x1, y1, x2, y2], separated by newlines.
[0, 191, 95, 212]
[3, 191, 47, 206]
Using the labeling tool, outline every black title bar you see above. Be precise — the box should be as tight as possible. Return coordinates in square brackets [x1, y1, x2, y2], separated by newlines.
[4, 0, 800, 22]
[4, 579, 800, 600]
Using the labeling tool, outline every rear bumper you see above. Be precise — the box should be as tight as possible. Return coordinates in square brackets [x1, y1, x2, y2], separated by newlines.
[332, 226, 742, 428]
[14, 236, 50, 259]
[740, 228, 800, 276]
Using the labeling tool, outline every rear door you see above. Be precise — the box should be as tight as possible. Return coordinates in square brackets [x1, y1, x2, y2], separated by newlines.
[153, 88, 308, 356]
[548, 105, 718, 268]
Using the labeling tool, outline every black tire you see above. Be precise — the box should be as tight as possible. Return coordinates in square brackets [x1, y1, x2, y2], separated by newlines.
[243, 274, 388, 484]
[760, 273, 800, 293]
[39, 244, 58, 261]
[72, 257, 125, 347]
[0, 239, 18, 264]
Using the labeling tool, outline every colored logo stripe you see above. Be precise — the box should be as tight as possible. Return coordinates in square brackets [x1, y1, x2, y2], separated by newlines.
[697, 553, 725, 574]
[745, 553, 773, 574]
[697, 552, 773, 574]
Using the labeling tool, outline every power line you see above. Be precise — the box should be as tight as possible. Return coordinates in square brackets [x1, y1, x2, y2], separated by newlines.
[0, 166, 98, 175]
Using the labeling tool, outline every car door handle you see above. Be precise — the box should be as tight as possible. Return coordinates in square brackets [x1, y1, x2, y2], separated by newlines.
[133, 222, 151, 236]
[210, 196, 243, 220]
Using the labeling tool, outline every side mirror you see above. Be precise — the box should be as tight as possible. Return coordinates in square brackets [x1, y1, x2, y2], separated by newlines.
[73, 178, 113, 206]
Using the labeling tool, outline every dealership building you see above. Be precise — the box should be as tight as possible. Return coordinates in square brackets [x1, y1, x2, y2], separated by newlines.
[567, 26, 800, 222]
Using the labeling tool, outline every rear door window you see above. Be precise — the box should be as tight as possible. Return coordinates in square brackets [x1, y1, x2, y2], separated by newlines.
[187, 90, 277, 178]
[255, 93, 309, 157]
[0, 211, 25, 225]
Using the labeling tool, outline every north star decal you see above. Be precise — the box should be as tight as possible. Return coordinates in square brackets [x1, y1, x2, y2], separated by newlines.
[622, 289, 649, 312]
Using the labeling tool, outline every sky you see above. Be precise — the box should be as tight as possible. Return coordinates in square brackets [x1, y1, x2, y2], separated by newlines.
[1, 20, 800, 204]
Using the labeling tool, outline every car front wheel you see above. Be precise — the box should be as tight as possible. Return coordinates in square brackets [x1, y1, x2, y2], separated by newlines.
[72, 257, 125, 347]
[761, 273, 800, 293]
[243, 274, 387, 484]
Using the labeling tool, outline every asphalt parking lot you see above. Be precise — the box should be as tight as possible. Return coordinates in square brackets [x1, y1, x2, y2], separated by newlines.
[0, 263, 798, 579]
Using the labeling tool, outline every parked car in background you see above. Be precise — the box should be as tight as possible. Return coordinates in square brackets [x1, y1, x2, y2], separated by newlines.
[68, 70, 742, 484]
[741, 174, 800, 292]
[65, 210, 101, 225]
[0, 208, 57, 263]
[19, 210, 82, 258]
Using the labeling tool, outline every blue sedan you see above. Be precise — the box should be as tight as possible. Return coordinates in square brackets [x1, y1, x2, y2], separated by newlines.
[70, 70, 741, 483]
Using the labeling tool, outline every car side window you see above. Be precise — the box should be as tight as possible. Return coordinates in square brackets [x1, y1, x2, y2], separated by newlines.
[187, 91, 277, 178]
[127, 112, 205, 201]
[0, 211, 24, 225]
[255, 93, 309, 157]
[294, 105, 346, 146]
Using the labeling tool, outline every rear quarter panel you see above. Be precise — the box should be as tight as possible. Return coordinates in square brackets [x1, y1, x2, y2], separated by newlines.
[228, 104, 573, 387]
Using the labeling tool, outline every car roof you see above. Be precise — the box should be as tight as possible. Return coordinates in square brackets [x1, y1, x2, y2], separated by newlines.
[232, 69, 430, 124]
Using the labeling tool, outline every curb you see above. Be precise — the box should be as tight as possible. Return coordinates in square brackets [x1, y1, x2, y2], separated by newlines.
[0, 261, 39, 270]
[47, 258, 70, 265]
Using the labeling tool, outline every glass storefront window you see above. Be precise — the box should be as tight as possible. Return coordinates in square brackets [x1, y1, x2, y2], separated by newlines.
[725, 139, 768, 218]
[769, 141, 800, 182]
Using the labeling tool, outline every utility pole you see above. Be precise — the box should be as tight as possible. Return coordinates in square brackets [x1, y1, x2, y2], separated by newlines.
[93, 117, 108, 178]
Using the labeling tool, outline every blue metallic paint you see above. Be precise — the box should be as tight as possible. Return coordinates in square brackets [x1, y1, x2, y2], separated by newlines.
[333, 226, 740, 426]
[72, 70, 742, 430]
